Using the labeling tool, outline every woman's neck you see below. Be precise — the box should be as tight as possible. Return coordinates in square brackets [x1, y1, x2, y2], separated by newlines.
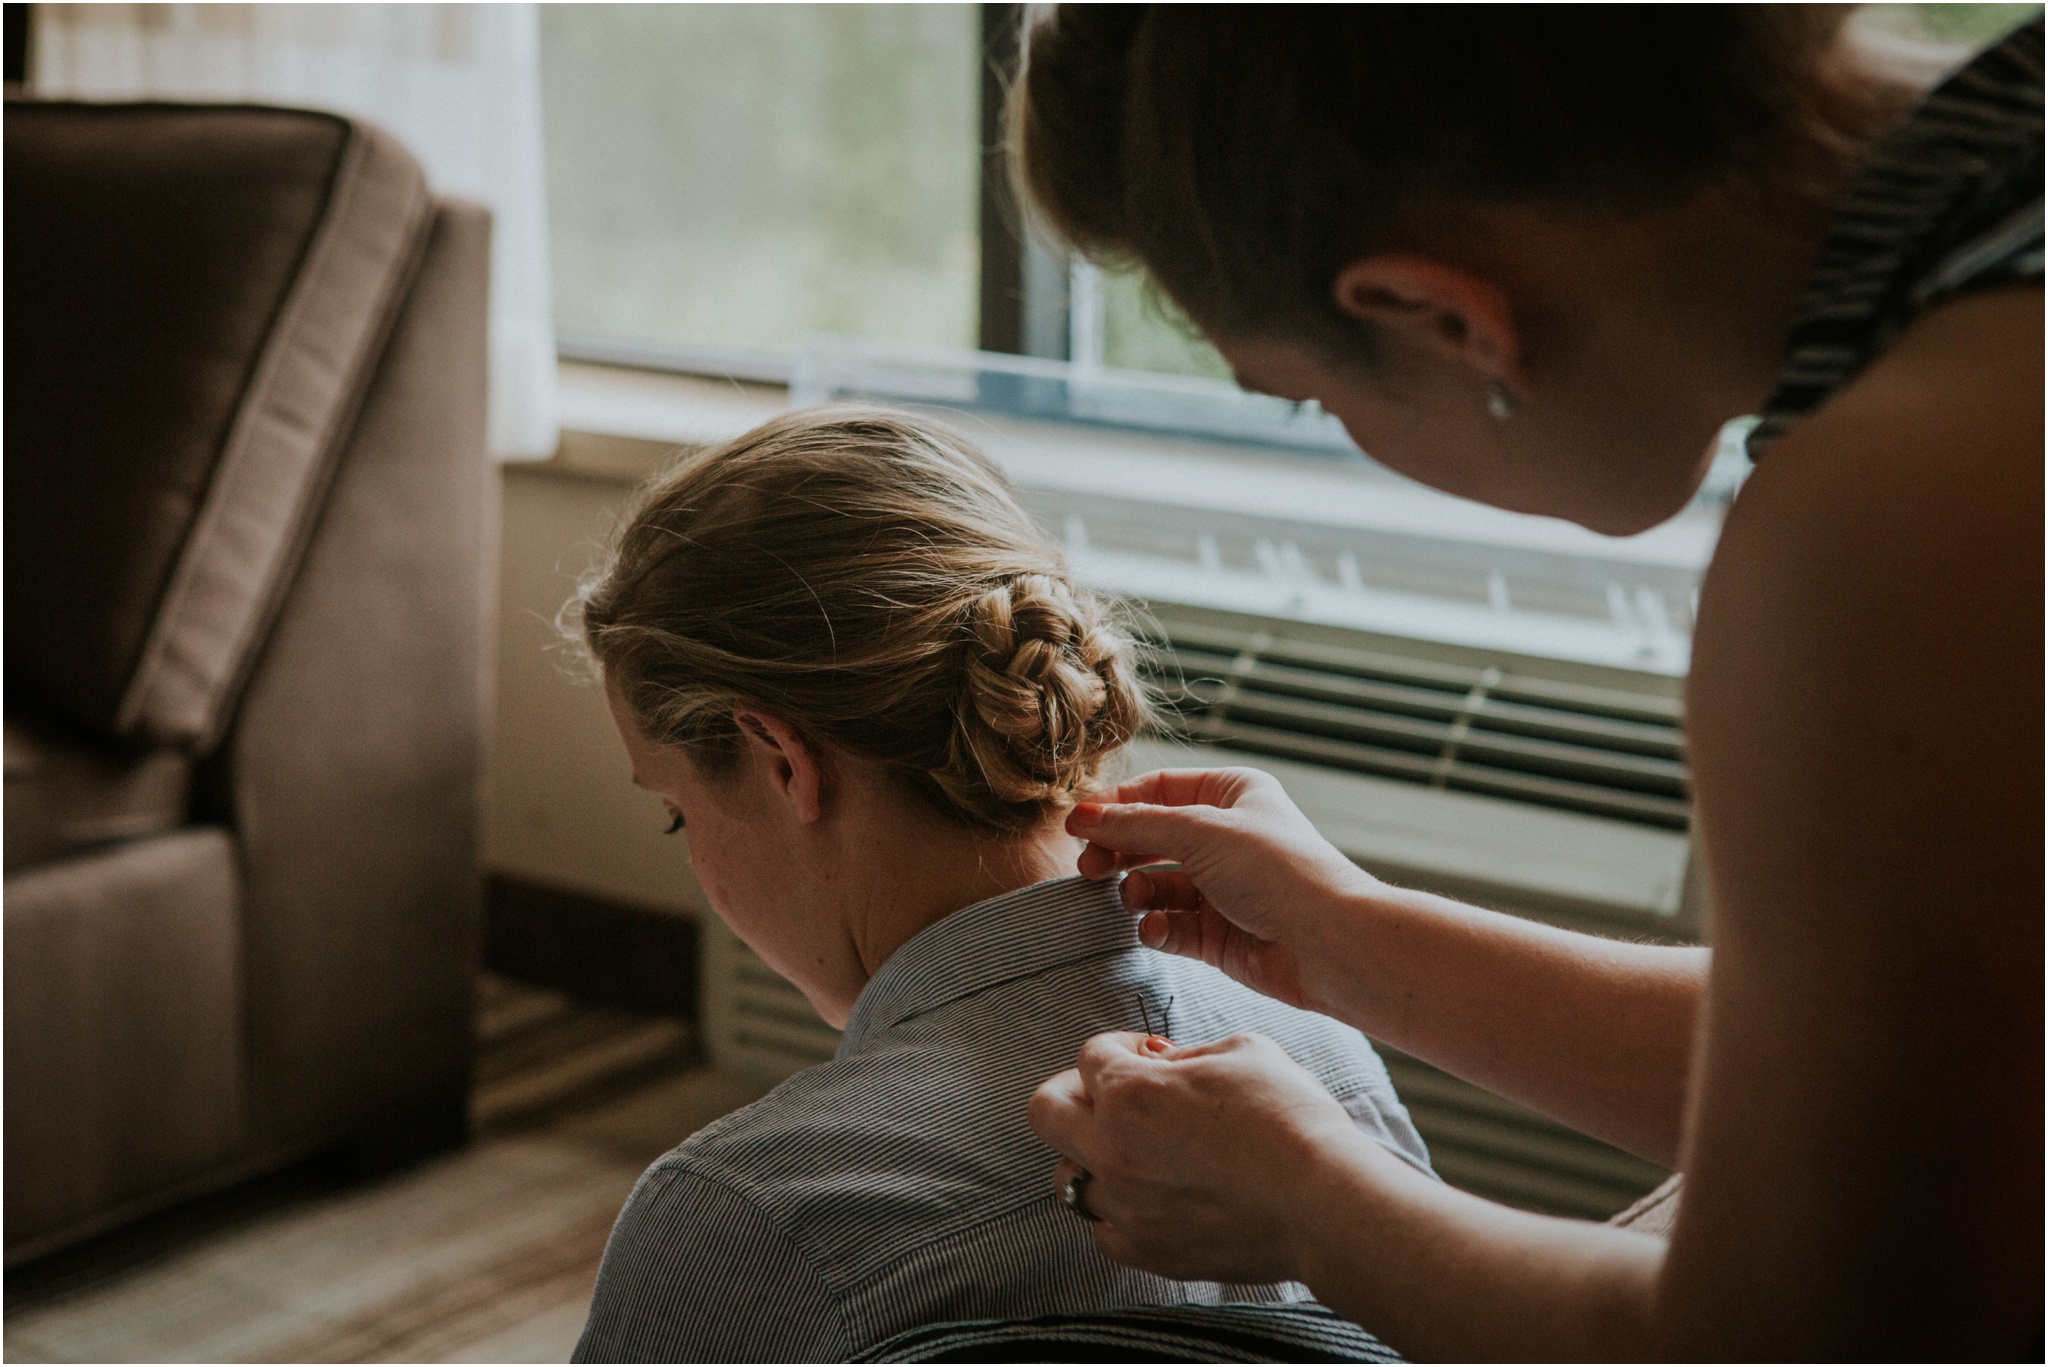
[841, 817, 1083, 982]
[801, 767, 1085, 1023]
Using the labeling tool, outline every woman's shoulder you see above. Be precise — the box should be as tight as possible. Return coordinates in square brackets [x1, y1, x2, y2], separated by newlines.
[1719, 283, 2039, 579]
[653, 1048, 939, 1175]
[1701, 281, 2038, 697]
[1688, 279, 2038, 937]
[578, 1151, 855, 1363]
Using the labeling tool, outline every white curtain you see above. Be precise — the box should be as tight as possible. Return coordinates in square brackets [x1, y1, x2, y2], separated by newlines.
[34, 3, 560, 460]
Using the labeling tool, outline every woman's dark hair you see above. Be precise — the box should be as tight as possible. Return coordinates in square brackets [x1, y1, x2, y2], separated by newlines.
[1014, 5, 1865, 361]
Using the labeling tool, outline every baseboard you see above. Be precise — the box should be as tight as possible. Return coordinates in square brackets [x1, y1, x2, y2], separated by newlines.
[341, 1089, 473, 1180]
[484, 874, 698, 1019]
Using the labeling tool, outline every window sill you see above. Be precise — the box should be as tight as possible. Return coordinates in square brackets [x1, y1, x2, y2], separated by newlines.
[546, 356, 1721, 677]
[549, 357, 1719, 566]
[540, 360, 789, 483]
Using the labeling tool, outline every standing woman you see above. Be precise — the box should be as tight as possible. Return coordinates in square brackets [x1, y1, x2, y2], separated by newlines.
[1017, 7, 2041, 1360]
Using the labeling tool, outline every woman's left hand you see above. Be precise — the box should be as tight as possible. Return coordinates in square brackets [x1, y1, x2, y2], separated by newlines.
[1028, 1030, 1365, 1284]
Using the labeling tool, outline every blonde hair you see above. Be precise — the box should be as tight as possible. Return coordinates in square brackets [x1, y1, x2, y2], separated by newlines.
[577, 407, 1151, 836]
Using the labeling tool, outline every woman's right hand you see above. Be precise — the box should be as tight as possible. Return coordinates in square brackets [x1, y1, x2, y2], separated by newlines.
[1066, 767, 1380, 1014]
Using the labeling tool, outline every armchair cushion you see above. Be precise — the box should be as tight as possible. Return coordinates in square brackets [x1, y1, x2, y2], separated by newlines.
[4, 103, 434, 752]
[3, 718, 190, 874]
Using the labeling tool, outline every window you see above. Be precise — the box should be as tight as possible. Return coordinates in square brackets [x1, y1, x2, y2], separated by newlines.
[1077, 261, 1232, 381]
[540, 5, 979, 367]
[540, 4, 1243, 381]
[541, 2, 2039, 379]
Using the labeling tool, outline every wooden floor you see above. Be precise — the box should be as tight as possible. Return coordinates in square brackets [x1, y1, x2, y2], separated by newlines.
[4, 978, 770, 1364]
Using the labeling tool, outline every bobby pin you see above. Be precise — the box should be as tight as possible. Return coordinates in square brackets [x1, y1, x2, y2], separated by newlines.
[1134, 991, 1177, 1041]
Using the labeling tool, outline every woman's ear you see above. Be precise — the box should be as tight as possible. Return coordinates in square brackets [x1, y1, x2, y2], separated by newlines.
[1331, 253, 1528, 394]
[734, 710, 824, 824]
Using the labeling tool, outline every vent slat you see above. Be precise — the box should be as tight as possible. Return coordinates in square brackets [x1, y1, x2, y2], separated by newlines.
[1174, 650, 1478, 722]
[1143, 615, 1692, 831]
[1167, 655, 1683, 759]
[1443, 763, 1692, 829]
[1452, 730, 1687, 793]
[1205, 691, 1688, 795]
[1159, 621, 1485, 694]
[1153, 619, 1682, 726]
[1216, 693, 1455, 758]
[1173, 720, 1693, 829]
[1471, 697, 1682, 759]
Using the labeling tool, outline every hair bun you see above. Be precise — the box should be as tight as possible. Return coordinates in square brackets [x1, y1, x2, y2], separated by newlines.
[943, 574, 1142, 820]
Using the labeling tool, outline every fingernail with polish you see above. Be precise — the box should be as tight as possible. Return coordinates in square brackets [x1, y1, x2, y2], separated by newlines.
[1069, 802, 1102, 828]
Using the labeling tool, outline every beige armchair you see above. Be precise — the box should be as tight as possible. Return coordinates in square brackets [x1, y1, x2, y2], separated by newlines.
[4, 101, 494, 1263]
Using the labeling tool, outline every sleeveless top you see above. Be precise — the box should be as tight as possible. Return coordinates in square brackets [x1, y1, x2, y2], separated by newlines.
[1749, 17, 2043, 457]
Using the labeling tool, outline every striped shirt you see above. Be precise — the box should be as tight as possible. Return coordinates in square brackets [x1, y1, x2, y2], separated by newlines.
[573, 875, 1431, 1363]
[1750, 17, 2043, 456]
[852, 1301, 1401, 1363]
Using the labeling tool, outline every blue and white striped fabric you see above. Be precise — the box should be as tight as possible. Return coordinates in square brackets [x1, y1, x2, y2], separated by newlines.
[573, 875, 1431, 1363]
[1750, 17, 2042, 456]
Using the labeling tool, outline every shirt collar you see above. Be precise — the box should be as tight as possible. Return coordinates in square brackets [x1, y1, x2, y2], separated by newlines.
[838, 874, 1136, 1057]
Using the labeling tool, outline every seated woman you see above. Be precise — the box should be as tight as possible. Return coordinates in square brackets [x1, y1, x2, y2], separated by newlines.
[569, 409, 1431, 1363]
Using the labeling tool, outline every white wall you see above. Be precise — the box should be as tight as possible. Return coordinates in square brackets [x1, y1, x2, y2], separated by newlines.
[485, 463, 706, 915]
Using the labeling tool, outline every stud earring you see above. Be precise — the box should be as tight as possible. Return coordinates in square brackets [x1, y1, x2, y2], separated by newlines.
[1486, 379, 1518, 421]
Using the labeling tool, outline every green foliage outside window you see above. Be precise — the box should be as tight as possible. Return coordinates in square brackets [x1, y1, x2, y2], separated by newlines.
[541, 4, 978, 356]
[1098, 265, 1234, 382]
[1858, 3, 2040, 47]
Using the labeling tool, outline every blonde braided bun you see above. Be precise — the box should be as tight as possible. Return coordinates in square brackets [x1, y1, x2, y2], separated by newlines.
[941, 573, 1144, 825]
[576, 407, 1150, 836]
